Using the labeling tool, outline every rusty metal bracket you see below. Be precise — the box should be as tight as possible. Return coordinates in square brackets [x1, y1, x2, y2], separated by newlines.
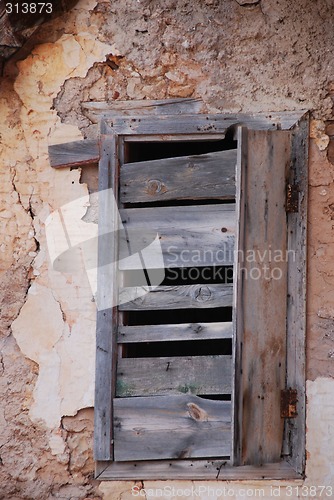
[281, 389, 298, 418]
[286, 183, 299, 213]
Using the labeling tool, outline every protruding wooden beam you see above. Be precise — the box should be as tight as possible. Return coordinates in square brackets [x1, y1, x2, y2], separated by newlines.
[48, 139, 99, 168]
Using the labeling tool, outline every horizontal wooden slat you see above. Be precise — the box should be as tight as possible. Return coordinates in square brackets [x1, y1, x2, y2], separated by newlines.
[120, 203, 235, 227]
[48, 111, 307, 169]
[114, 395, 231, 461]
[116, 355, 231, 397]
[104, 111, 308, 136]
[119, 204, 235, 269]
[97, 459, 302, 480]
[118, 322, 233, 343]
[119, 284, 233, 310]
[49, 139, 99, 168]
[82, 98, 204, 123]
[120, 150, 236, 203]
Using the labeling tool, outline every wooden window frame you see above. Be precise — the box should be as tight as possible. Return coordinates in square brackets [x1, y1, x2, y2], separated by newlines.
[92, 109, 308, 481]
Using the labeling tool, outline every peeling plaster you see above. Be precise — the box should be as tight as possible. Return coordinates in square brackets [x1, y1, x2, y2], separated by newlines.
[5, 7, 111, 433]
[306, 378, 334, 486]
[310, 120, 330, 151]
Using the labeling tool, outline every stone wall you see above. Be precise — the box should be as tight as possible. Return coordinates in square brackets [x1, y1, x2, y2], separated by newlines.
[1, 0, 334, 498]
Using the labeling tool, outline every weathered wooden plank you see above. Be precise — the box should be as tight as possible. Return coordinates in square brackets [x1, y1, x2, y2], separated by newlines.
[123, 133, 226, 142]
[48, 111, 307, 170]
[116, 355, 232, 397]
[114, 395, 231, 461]
[94, 134, 118, 461]
[232, 127, 248, 465]
[119, 204, 235, 269]
[120, 150, 236, 203]
[96, 459, 301, 480]
[49, 139, 99, 168]
[233, 129, 290, 466]
[82, 98, 204, 123]
[118, 322, 233, 343]
[119, 283, 233, 310]
[120, 202, 235, 227]
[285, 115, 308, 474]
[105, 111, 307, 136]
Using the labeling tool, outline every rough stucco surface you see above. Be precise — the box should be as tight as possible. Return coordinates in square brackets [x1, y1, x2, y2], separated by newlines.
[0, 0, 334, 497]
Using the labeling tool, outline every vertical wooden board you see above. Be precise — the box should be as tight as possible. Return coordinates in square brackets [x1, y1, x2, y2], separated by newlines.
[285, 116, 308, 474]
[234, 129, 290, 465]
[232, 127, 248, 465]
[113, 395, 231, 461]
[94, 133, 119, 461]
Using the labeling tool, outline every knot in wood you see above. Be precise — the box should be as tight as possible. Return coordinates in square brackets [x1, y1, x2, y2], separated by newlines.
[146, 179, 166, 195]
[187, 403, 208, 421]
[194, 285, 211, 302]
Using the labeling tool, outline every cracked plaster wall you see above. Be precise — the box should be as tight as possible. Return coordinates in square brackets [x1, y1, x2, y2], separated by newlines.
[1, 0, 334, 498]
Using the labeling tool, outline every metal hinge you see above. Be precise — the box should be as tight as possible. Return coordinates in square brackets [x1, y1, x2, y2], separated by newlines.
[281, 389, 298, 418]
[286, 183, 299, 213]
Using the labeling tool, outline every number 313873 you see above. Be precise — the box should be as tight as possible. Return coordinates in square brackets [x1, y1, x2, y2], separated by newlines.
[6, 3, 53, 14]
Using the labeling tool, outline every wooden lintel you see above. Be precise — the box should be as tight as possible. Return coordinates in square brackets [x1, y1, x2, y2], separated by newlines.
[48, 108, 307, 169]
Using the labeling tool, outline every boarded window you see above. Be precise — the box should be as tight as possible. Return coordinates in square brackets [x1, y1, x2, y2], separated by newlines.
[48, 101, 308, 480]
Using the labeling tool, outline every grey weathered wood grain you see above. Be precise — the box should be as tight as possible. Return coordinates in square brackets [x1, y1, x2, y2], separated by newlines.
[116, 355, 232, 397]
[118, 322, 233, 343]
[113, 395, 231, 461]
[232, 127, 248, 465]
[233, 129, 290, 466]
[120, 150, 236, 203]
[96, 459, 301, 480]
[49, 139, 99, 168]
[118, 204, 235, 269]
[123, 133, 226, 142]
[94, 134, 118, 461]
[105, 111, 307, 136]
[47, 110, 307, 170]
[82, 98, 204, 123]
[285, 114, 308, 474]
[119, 283, 233, 310]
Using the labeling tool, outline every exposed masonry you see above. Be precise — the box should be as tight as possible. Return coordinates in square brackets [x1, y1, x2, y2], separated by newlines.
[235, 0, 261, 5]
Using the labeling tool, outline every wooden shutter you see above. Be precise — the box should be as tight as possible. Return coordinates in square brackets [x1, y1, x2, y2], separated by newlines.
[112, 146, 237, 462]
[233, 128, 291, 465]
[47, 105, 307, 478]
